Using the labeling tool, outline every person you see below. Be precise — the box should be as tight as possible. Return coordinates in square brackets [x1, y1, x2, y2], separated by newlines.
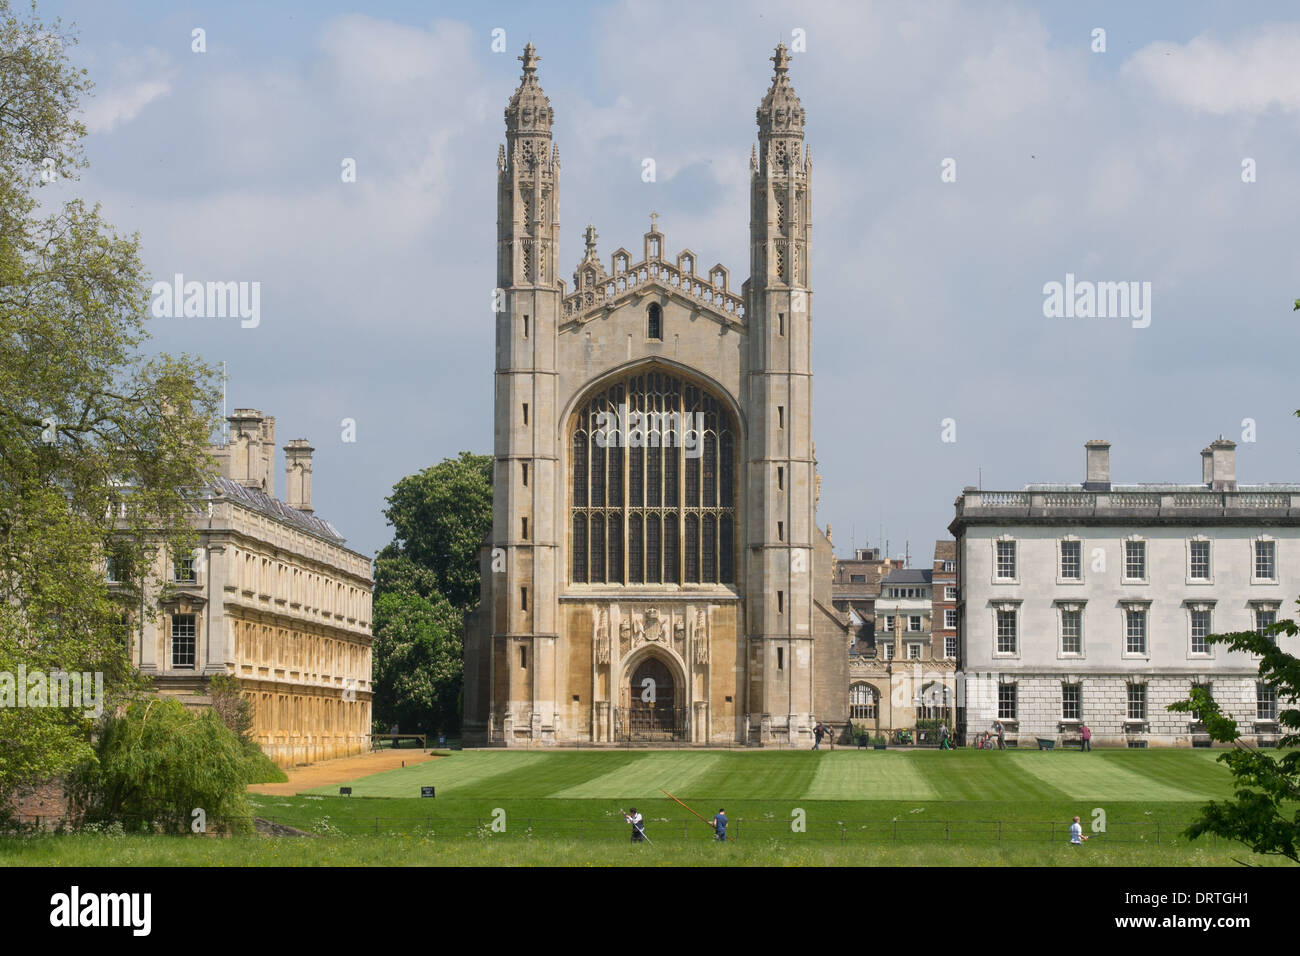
[625, 807, 647, 843]
[1069, 815, 1086, 846]
[994, 720, 1006, 750]
[939, 723, 951, 750]
[1080, 722, 1091, 752]
[713, 808, 728, 842]
[812, 722, 826, 750]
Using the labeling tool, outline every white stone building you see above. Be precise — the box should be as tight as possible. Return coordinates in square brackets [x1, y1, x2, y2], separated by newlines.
[950, 438, 1298, 747]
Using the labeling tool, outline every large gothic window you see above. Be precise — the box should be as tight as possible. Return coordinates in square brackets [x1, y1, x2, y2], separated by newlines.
[570, 368, 736, 585]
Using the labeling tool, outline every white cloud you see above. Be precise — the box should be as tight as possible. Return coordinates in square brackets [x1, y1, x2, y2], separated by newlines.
[82, 78, 171, 133]
[1124, 27, 1300, 114]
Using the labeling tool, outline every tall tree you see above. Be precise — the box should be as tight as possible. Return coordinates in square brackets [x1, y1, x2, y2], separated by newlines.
[371, 452, 492, 734]
[0, 1, 220, 804]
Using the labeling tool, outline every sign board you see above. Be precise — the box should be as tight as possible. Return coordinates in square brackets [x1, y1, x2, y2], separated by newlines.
[339, 787, 352, 796]
[421, 786, 435, 798]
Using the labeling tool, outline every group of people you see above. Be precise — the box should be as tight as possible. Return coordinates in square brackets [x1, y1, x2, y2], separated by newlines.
[624, 807, 728, 843]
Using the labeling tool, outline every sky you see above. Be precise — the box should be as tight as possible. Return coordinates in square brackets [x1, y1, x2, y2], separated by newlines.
[36, 0, 1300, 564]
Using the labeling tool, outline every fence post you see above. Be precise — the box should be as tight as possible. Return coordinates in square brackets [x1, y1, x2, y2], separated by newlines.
[997, 820, 1002, 846]
[893, 820, 898, 845]
[945, 821, 950, 843]
[841, 826, 846, 845]
[1156, 822, 1160, 846]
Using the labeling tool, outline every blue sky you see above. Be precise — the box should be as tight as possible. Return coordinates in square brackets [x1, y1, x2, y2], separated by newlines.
[40, 0, 1300, 563]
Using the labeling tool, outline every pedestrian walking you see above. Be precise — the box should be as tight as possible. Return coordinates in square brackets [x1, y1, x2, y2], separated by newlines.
[939, 723, 951, 750]
[625, 807, 647, 843]
[1069, 815, 1087, 846]
[713, 808, 728, 842]
[812, 721, 826, 750]
[994, 720, 1006, 750]
[1080, 722, 1091, 752]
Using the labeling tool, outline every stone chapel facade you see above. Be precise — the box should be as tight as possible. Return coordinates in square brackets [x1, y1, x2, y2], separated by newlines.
[463, 44, 848, 746]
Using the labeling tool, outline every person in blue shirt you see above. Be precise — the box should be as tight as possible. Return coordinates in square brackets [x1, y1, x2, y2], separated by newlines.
[713, 808, 728, 842]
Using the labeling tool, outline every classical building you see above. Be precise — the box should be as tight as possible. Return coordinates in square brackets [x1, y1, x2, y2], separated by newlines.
[463, 44, 847, 746]
[951, 438, 1299, 747]
[115, 409, 374, 766]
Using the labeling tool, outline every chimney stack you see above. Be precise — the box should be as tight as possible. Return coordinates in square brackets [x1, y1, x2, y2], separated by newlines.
[1207, 436, 1236, 491]
[1084, 440, 1110, 491]
[222, 409, 276, 495]
[284, 439, 315, 513]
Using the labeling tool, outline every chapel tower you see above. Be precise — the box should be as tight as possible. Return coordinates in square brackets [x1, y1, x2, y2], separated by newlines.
[745, 43, 818, 739]
[491, 43, 562, 739]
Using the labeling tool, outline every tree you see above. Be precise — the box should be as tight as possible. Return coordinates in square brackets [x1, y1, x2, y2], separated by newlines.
[0, 1, 221, 803]
[372, 591, 463, 735]
[1168, 620, 1300, 863]
[71, 697, 253, 834]
[377, 452, 493, 610]
[371, 452, 492, 734]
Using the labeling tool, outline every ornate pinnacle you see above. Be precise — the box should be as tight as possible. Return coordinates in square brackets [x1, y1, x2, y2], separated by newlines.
[583, 224, 599, 259]
[771, 42, 791, 76]
[520, 43, 540, 80]
[750, 144, 757, 171]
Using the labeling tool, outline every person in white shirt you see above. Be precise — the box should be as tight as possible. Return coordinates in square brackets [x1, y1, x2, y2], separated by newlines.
[625, 807, 647, 843]
[1070, 815, 1084, 846]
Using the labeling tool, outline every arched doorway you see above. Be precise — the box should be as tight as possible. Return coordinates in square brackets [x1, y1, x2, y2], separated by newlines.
[616, 653, 683, 740]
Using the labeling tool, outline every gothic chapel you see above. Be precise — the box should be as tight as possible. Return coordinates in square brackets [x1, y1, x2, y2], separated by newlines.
[463, 44, 848, 746]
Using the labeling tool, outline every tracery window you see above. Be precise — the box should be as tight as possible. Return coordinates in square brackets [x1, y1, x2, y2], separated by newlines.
[570, 368, 736, 585]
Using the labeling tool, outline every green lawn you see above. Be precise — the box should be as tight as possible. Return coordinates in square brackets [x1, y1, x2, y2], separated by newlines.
[301, 748, 1232, 802]
[5, 748, 1291, 866]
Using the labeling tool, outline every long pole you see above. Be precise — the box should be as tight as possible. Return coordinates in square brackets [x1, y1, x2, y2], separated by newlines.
[660, 789, 713, 829]
[619, 808, 653, 844]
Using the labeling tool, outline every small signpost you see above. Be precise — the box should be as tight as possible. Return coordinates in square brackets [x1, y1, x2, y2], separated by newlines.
[421, 786, 435, 798]
[339, 786, 352, 796]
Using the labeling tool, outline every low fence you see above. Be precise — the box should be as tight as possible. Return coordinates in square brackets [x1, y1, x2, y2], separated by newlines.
[4, 813, 1229, 848]
[259, 816, 1202, 846]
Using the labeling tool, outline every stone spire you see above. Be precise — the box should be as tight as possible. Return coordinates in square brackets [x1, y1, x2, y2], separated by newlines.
[505, 42, 553, 134]
[582, 224, 599, 261]
[756, 43, 805, 141]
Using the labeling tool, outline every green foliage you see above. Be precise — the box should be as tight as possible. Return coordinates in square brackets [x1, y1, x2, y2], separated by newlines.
[1168, 613, 1300, 863]
[372, 452, 492, 734]
[208, 673, 253, 742]
[0, 1, 220, 803]
[377, 451, 492, 610]
[71, 698, 253, 834]
[372, 590, 463, 734]
[238, 741, 287, 785]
